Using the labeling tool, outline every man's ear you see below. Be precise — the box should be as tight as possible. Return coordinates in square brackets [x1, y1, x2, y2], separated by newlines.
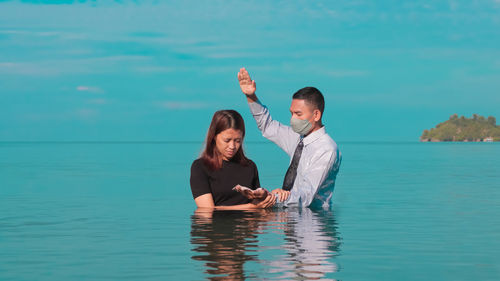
[313, 109, 322, 122]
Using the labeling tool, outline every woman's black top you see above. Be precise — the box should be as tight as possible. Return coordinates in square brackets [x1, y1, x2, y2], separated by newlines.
[190, 158, 260, 206]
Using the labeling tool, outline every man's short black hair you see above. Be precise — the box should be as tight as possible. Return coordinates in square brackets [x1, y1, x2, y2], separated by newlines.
[292, 87, 325, 114]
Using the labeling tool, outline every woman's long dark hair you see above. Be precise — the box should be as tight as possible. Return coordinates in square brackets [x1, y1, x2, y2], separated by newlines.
[201, 110, 249, 170]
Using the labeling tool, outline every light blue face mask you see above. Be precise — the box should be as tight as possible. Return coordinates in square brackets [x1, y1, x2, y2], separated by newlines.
[290, 117, 312, 135]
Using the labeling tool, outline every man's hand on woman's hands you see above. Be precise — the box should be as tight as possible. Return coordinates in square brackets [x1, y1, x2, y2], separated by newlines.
[272, 188, 290, 202]
[251, 193, 276, 209]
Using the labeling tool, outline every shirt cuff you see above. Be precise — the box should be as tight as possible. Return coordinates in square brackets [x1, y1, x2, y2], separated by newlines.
[274, 196, 286, 208]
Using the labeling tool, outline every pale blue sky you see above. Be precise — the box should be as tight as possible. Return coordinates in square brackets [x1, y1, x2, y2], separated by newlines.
[1, 0, 499, 141]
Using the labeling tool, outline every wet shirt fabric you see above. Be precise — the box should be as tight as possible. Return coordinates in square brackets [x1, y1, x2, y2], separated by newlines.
[248, 100, 342, 209]
[190, 158, 260, 206]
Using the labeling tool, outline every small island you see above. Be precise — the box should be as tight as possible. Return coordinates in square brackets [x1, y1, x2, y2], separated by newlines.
[421, 114, 500, 142]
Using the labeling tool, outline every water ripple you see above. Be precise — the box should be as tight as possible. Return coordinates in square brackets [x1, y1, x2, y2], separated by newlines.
[190, 208, 341, 280]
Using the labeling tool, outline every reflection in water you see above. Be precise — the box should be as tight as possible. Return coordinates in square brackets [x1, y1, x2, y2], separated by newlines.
[190, 210, 262, 280]
[190, 208, 341, 280]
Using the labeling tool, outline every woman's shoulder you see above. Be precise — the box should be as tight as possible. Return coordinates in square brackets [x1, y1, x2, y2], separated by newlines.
[191, 158, 206, 170]
[245, 158, 258, 169]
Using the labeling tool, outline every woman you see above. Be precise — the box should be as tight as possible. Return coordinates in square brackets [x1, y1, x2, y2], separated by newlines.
[190, 110, 276, 209]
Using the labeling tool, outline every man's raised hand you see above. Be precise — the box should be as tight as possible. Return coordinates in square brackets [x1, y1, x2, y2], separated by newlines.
[237, 67, 256, 96]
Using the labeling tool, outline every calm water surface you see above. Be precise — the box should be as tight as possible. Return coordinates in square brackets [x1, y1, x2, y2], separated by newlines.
[1, 142, 499, 280]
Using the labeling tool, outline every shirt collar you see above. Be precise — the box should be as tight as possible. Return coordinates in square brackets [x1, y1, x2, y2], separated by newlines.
[302, 126, 326, 146]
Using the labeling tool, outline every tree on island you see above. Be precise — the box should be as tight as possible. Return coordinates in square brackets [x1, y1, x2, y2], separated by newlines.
[421, 114, 500, 142]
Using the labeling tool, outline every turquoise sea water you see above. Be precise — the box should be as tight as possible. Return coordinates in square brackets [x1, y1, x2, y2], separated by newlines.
[1, 142, 499, 280]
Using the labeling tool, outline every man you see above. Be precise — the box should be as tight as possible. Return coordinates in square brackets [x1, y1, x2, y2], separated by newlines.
[237, 67, 341, 209]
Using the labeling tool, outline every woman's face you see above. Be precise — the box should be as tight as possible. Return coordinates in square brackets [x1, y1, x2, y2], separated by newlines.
[215, 128, 243, 161]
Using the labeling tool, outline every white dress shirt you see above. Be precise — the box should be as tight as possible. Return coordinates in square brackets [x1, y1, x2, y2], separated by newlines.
[248, 100, 342, 208]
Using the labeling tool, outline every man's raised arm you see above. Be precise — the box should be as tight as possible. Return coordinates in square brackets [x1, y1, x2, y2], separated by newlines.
[237, 67, 299, 156]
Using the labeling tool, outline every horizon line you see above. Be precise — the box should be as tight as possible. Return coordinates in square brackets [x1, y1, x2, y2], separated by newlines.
[0, 140, 485, 145]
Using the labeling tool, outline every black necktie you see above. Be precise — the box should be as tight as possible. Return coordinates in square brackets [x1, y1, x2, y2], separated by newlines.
[282, 139, 304, 191]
